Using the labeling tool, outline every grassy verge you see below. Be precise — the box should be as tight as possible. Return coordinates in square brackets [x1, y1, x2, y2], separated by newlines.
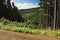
[0, 21, 60, 36]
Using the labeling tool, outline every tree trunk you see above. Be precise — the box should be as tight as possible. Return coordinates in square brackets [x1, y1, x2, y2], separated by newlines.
[53, 0, 56, 30]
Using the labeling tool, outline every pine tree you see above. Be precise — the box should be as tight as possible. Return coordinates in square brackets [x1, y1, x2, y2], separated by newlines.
[0, 0, 24, 22]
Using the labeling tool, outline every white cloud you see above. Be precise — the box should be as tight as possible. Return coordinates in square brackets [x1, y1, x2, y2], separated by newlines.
[11, 0, 40, 9]
[11, 0, 14, 3]
[14, 3, 40, 9]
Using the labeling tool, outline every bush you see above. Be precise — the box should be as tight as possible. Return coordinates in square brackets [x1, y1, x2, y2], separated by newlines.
[0, 18, 60, 36]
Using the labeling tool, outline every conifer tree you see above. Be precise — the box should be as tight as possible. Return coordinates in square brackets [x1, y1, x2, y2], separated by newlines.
[0, 0, 24, 22]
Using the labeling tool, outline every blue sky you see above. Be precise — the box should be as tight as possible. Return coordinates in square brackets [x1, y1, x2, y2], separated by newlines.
[11, 0, 40, 9]
[11, 0, 39, 4]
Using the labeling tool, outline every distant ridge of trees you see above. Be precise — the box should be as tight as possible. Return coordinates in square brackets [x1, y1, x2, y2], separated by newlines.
[0, 0, 24, 22]
[20, 7, 40, 14]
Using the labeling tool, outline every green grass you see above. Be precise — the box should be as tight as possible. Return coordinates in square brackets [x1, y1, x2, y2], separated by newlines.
[0, 17, 60, 36]
[0, 21, 60, 36]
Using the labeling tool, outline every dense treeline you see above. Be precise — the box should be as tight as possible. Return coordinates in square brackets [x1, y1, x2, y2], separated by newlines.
[0, 0, 59, 29]
[0, 0, 24, 22]
[40, 0, 60, 29]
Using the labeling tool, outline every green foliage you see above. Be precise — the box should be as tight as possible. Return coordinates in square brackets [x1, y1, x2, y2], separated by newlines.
[0, 0, 59, 36]
[21, 7, 48, 29]
[0, 0, 24, 22]
[0, 18, 60, 36]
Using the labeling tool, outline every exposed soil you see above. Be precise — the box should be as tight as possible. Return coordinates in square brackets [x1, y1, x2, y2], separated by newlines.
[0, 29, 60, 40]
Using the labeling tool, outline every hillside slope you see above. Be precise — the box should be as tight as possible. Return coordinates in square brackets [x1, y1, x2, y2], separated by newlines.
[20, 7, 47, 28]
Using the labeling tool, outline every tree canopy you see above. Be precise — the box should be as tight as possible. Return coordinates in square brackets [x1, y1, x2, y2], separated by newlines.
[0, 0, 24, 22]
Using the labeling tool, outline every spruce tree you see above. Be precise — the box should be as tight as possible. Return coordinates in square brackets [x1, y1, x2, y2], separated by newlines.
[0, 0, 24, 22]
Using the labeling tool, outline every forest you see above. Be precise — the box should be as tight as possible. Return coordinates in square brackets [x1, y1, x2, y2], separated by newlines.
[0, 0, 60, 36]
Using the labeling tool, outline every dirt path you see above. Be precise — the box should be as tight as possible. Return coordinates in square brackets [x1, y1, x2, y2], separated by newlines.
[0, 29, 60, 40]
